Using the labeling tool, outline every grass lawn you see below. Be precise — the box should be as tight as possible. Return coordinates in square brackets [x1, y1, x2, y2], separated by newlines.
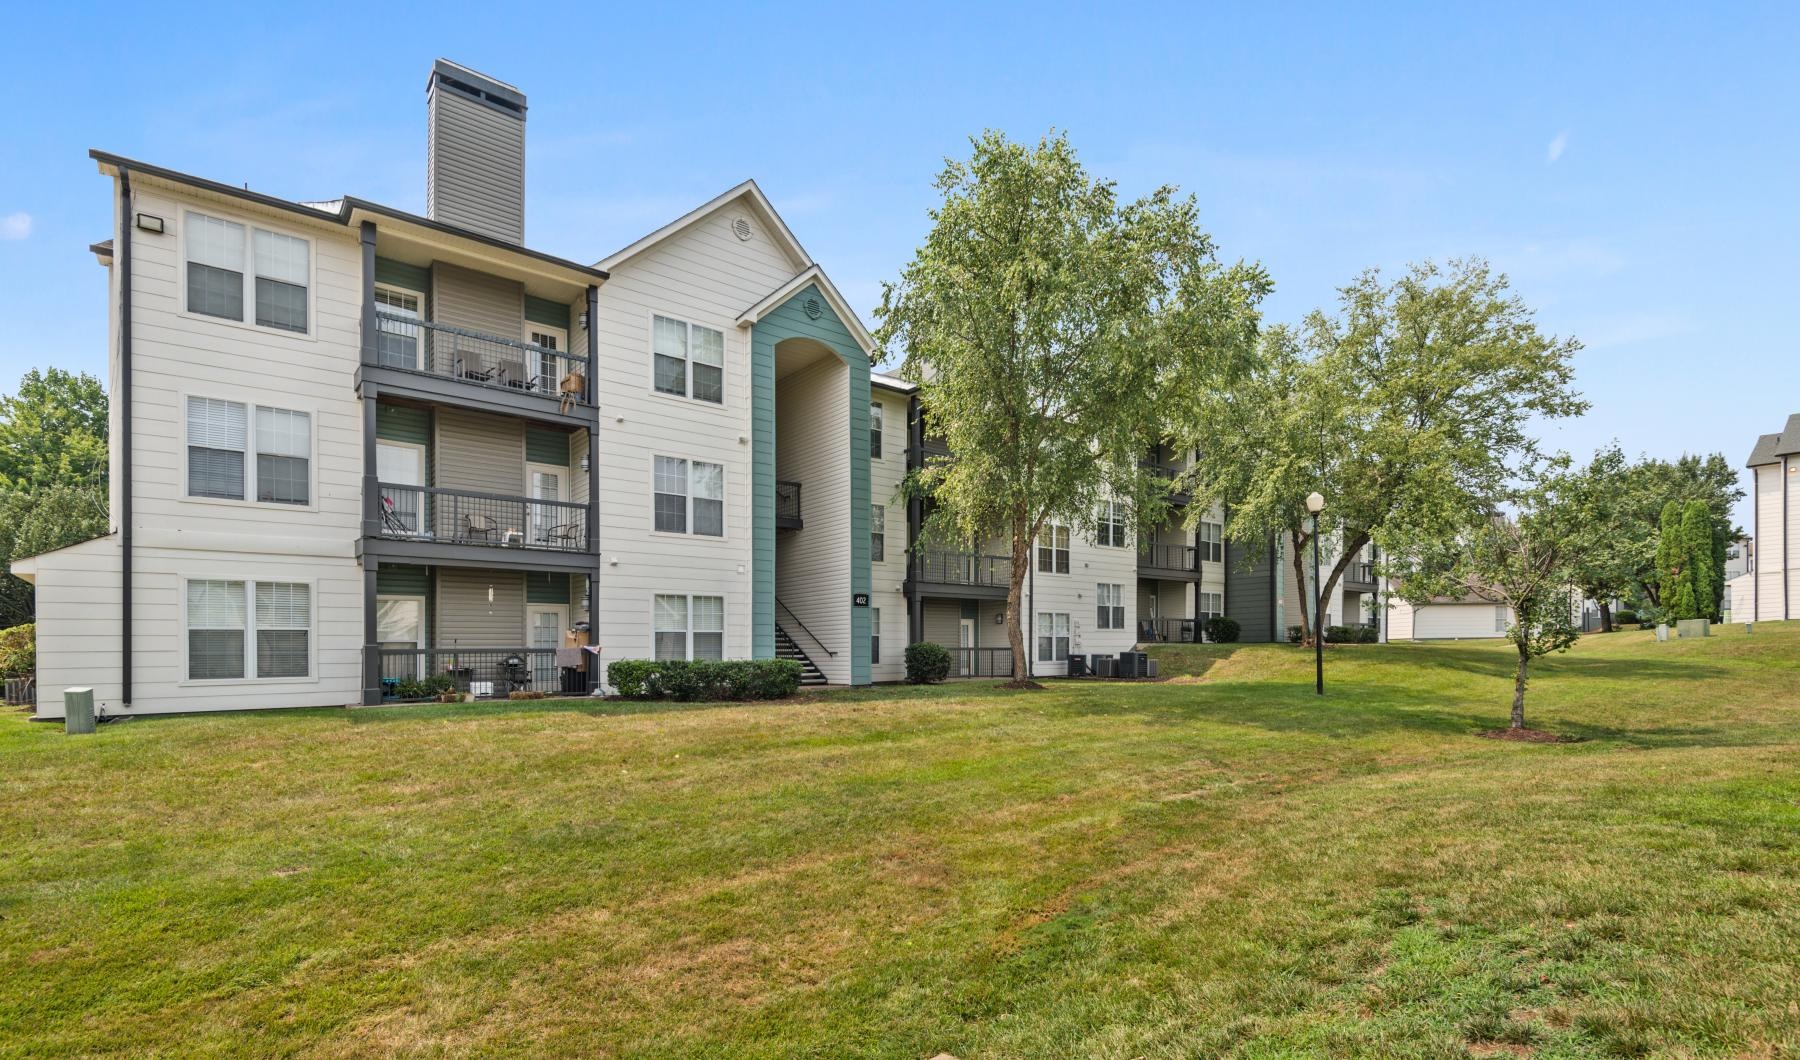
[3, 625, 1798, 1057]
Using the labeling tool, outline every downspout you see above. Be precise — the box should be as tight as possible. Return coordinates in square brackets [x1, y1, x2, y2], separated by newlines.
[906, 394, 924, 645]
[1785, 456, 1791, 620]
[358, 221, 381, 706]
[586, 284, 601, 689]
[1026, 547, 1035, 679]
[118, 169, 133, 709]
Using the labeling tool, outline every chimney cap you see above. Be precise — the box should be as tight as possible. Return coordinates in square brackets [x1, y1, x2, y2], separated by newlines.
[429, 59, 526, 114]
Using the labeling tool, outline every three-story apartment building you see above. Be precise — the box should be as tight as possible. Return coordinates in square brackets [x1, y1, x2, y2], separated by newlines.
[18, 61, 878, 716]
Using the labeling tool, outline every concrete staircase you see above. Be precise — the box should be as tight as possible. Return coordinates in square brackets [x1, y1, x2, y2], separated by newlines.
[774, 625, 828, 686]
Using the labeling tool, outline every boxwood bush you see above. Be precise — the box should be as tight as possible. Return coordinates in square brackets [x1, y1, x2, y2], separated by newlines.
[605, 659, 802, 701]
[1202, 616, 1240, 643]
[1613, 610, 1639, 628]
[0, 623, 34, 678]
[904, 642, 953, 684]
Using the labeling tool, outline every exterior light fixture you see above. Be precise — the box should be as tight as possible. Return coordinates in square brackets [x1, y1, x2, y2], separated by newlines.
[136, 213, 164, 234]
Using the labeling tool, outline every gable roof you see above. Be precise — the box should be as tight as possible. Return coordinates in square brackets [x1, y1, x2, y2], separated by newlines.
[596, 179, 810, 273]
[736, 264, 877, 360]
[1747, 413, 1800, 466]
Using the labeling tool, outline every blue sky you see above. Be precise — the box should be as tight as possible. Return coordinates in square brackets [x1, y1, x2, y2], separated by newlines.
[1, 2, 1793, 527]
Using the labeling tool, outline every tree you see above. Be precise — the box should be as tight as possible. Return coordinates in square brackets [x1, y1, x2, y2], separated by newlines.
[1560, 446, 1638, 632]
[1179, 259, 1586, 646]
[1399, 465, 1581, 731]
[877, 131, 1270, 676]
[0, 368, 108, 494]
[0, 484, 109, 628]
[1656, 501, 1698, 620]
[1625, 453, 1741, 611]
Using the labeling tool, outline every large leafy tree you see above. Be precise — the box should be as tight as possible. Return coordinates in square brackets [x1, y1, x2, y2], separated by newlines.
[0, 368, 107, 494]
[1180, 259, 1586, 646]
[877, 131, 1269, 675]
[1559, 445, 1639, 632]
[1625, 453, 1740, 613]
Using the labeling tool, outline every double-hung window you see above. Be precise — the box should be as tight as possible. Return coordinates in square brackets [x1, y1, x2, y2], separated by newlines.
[1038, 524, 1070, 573]
[1096, 584, 1125, 630]
[187, 397, 310, 505]
[185, 211, 310, 333]
[373, 286, 422, 369]
[871, 607, 881, 665]
[1200, 520, 1224, 563]
[652, 315, 724, 404]
[1199, 591, 1223, 625]
[654, 594, 724, 661]
[871, 504, 885, 562]
[1097, 501, 1128, 548]
[870, 402, 884, 458]
[1036, 612, 1071, 662]
[186, 579, 311, 680]
[653, 456, 723, 536]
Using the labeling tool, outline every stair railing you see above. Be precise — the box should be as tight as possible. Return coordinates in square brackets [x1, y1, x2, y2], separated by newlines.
[775, 597, 837, 662]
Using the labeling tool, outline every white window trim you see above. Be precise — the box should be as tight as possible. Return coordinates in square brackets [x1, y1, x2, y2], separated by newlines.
[176, 207, 319, 341]
[179, 576, 319, 686]
[180, 391, 319, 513]
[652, 592, 727, 661]
[525, 323, 572, 394]
[870, 401, 884, 458]
[645, 308, 729, 408]
[1097, 500, 1129, 549]
[1096, 583, 1125, 630]
[1037, 523, 1071, 574]
[649, 454, 728, 541]
[1036, 611, 1072, 663]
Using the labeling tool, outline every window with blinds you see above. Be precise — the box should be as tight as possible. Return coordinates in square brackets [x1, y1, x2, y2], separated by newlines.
[187, 580, 246, 680]
[653, 456, 688, 533]
[871, 504, 885, 562]
[255, 582, 311, 677]
[1038, 525, 1071, 573]
[185, 212, 309, 333]
[652, 315, 724, 404]
[187, 396, 248, 499]
[186, 580, 310, 680]
[653, 456, 722, 536]
[186, 398, 310, 505]
[1096, 583, 1125, 630]
[653, 594, 724, 661]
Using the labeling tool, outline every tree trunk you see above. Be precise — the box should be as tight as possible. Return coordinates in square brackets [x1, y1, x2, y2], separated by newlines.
[1005, 511, 1031, 680]
[1288, 528, 1313, 646]
[1511, 645, 1529, 730]
[1598, 600, 1613, 634]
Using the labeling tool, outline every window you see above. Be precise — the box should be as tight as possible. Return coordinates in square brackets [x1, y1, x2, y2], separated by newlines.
[870, 401, 883, 458]
[186, 579, 310, 681]
[1495, 605, 1509, 634]
[871, 504, 885, 562]
[1097, 500, 1128, 548]
[1096, 583, 1125, 630]
[652, 315, 724, 403]
[1038, 524, 1070, 573]
[1200, 520, 1223, 563]
[373, 286, 422, 369]
[871, 607, 881, 665]
[653, 456, 722, 536]
[1199, 591, 1223, 625]
[186, 398, 310, 505]
[654, 594, 724, 661]
[528, 326, 569, 393]
[1036, 612, 1071, 662]
[184, 212, 309, 333]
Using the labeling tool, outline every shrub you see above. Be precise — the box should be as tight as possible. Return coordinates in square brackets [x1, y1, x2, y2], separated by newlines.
[0, 624, 34, 678]
[388, 672, 457, 702]
[1287, 625, 1304, 644]
[904, 642, 953, 684]
[1613, 610, 1639, 628]
[1202, 616, 1240, 643]
[605, 659, 800, 701]
[1324, 624, 1350, 644]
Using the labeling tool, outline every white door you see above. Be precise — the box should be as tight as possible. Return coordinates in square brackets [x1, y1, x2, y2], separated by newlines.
[376, 595, 426, 682]
[958, 617, 976, 676]
[377, 442, 425, 536]
[529, 327, 568, 393]
[527, 466, 563, 547]
[527, 606, 566, 690]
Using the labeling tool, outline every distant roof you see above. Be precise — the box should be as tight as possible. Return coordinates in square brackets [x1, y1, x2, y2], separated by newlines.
[1747, 413, 1800, 466]
[871, 372, 915, 395]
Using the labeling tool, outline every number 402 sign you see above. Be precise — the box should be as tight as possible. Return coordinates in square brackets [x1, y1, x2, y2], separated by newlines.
[852, 592, 871, 607]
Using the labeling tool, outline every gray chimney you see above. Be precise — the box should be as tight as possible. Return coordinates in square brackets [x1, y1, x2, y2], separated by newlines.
[426, 60, 526, 244]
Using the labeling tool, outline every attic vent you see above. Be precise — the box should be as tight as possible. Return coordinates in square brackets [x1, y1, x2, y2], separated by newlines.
[732, 217, 753, 241]
[803, 296, 823, 320]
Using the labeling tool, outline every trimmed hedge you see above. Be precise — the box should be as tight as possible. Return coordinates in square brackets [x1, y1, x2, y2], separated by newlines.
[0, 624, 33, 679]
[1202, 616, 1240, 643]
[1613, 610, 1639, 627]
[905, 642, 953, 684]
[1324, 624, 1378, 644]
[606, 659, 802, 701]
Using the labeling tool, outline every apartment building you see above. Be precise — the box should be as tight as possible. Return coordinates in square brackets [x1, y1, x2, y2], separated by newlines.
[16, 61, 877, 717]
[1744, 414, 1800, 621]
[1220, 534, 1384, 642]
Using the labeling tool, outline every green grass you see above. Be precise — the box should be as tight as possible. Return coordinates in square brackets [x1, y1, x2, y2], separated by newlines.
[3, 625, 1798, 1057]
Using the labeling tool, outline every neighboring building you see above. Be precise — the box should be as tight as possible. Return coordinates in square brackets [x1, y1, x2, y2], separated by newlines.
[1223, 534, 1382, 643]
[1387, 595, 1513, 641]
[14, 61, 876, 717]
[1743, 416, 1799, 623]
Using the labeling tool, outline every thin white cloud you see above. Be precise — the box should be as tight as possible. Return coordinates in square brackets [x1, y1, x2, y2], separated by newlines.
[1546, 130, 1570, 164]
[0, 212, 30, 240]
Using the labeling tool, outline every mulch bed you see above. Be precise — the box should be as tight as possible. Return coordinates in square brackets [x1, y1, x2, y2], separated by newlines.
[1478, 727, 1579, 744]
[999, 679, 1047, 691]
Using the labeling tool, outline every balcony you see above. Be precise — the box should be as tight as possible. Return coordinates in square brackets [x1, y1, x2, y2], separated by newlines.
[378, 647, 592, 700]
[951, 647, 1014, 678]
[369, 483, 592, 570]
[362, 312, 592, 423]
[911, 550, 1013, 597]
[1139, 616, 1202, 644]
[1344, 561, 1377, 590]
[776, 480, 802, 530]
[1138, 544, 1200, 579]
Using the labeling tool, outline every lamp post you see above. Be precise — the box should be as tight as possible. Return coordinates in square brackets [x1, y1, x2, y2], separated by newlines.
[1305, 491, 1325, 696]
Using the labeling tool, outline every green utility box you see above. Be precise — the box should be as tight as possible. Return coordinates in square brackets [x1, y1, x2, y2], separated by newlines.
[63, 687, 95, 735]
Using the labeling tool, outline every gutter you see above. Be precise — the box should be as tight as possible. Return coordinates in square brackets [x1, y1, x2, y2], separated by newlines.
[118, 168, 133, 709]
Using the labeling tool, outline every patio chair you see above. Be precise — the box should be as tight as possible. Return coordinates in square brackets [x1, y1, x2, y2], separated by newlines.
[462, 512, 497, 543]
[1137, 619, 1160, 643]
[544, 522, 582, 550]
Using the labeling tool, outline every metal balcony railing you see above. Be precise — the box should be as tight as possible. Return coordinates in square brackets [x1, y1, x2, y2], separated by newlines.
[378, 648, 591, 700]
[912, 551, 1013, 587]
[377, 483, 590, 552]
[1349, 562, 1377, 585]
[1138, 544, 1198, 572]
[775, 480, 802, 529]
[952, 647, 1014, 678]
[373, 311, 590, 403]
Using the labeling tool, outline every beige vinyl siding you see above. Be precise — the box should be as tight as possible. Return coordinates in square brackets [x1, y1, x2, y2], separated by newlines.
[436, 569, 524, 649]
[435, 408, 524, 496]
[1410, 602, 1508, 640]
[431, 262, 524, 340]
[1027, 513, 1139, 676]
[775, 354, 853, 683]
[1753, 463, 1783, 620]
[869, 390, 910, 681]
[1388, 597, 1416, 640]
[921, 599, 964, 649]
[427, 82, 526, 244]
[590, 200, 797, 676]
[13, 535, 123, 719]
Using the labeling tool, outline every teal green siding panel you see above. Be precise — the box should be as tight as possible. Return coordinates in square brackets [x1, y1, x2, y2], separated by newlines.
[377, 565, 431, 596]
[525, 427, 569, 466]
[527, 572, 570, 604]
[374, 257, 431, 296]
[751, 324, 777, 660]
[376, 405, 431, 446]
[524, 295, 571, 332]
[752, 283, 872, 684]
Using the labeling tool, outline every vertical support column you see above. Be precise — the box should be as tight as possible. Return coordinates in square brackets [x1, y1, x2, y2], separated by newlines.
[358, 221, 377, 366]
[1193, 518, 1203, 642]
[361, 383, 382, 706]
[906, 395, 925, 645]
[585, 284, 602, 690]
[362, 558, 381, 705]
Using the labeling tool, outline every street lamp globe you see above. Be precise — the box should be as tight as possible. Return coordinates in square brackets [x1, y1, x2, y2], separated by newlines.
[1305, 491, 1325, 514]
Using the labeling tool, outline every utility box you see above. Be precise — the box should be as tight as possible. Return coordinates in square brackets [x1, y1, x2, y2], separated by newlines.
[1677, 619, 1711, 638]
[63, 687, 95, 735]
